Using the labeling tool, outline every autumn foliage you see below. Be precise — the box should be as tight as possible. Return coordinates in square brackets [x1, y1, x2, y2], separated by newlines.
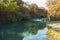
[28, 4, 47, 18]
[47, 0, 60, 20]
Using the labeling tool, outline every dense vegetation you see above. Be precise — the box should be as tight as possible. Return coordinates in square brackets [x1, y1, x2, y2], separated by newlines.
[47, 0, 60, 21]
[47, 29, 60, 40]
[0, 0, 47, 24]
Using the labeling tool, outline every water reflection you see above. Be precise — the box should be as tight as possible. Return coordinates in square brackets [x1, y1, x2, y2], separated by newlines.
[31, 18, 47, 22]
[0, 18, 47, 40]
[23, 27, 48, 40]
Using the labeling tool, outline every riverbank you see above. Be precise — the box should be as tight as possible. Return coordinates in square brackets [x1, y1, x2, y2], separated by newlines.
[47, 29, 60, 40]
[47, 21, 60, 40]
[47, 21, 60, 33]
[47, 21, 60, 30]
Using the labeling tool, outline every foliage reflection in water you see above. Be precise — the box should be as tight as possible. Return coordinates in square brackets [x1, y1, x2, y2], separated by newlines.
[0, 18, 47, 40]
[23, 27, 48, 40]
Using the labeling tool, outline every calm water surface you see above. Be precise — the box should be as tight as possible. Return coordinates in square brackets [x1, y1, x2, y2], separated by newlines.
[0, 18, 48, 40]
[23, 27, 48, 40]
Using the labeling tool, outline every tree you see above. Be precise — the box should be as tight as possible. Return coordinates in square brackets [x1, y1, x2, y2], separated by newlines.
[28, 4, 47, 18]
[0, 0, 23, 23]
[47, 0, 60, 20]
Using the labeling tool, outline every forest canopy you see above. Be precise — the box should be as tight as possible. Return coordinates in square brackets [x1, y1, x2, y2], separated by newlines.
[0, 0, 47, 24]
[47, 0, 60, 21]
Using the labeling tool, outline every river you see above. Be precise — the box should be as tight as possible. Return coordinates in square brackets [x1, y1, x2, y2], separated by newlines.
[23, 27, 48, 40]
[0, 18, 48, 40]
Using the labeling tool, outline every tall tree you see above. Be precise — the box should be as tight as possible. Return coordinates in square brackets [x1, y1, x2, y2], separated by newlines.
[47, 0, 60, 20]
[28, 4, 47, 18]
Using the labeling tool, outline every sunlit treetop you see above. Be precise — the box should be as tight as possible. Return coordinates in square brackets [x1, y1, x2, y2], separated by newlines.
[47, 0, 60, 14]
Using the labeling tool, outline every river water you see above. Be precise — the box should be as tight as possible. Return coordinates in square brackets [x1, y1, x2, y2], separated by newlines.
[23, 27, 48, 40]
[0, 18, 48, 40]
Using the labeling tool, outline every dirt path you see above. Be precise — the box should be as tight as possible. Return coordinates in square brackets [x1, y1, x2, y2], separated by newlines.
[47, 23, 60, 29]
[47, 23, 60, 34]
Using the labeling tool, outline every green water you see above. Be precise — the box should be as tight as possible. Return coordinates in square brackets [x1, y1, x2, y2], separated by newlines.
[0, 19, 47, 40]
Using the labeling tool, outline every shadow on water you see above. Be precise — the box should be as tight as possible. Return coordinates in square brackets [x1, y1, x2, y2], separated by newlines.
[0, 18, 48, 40]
